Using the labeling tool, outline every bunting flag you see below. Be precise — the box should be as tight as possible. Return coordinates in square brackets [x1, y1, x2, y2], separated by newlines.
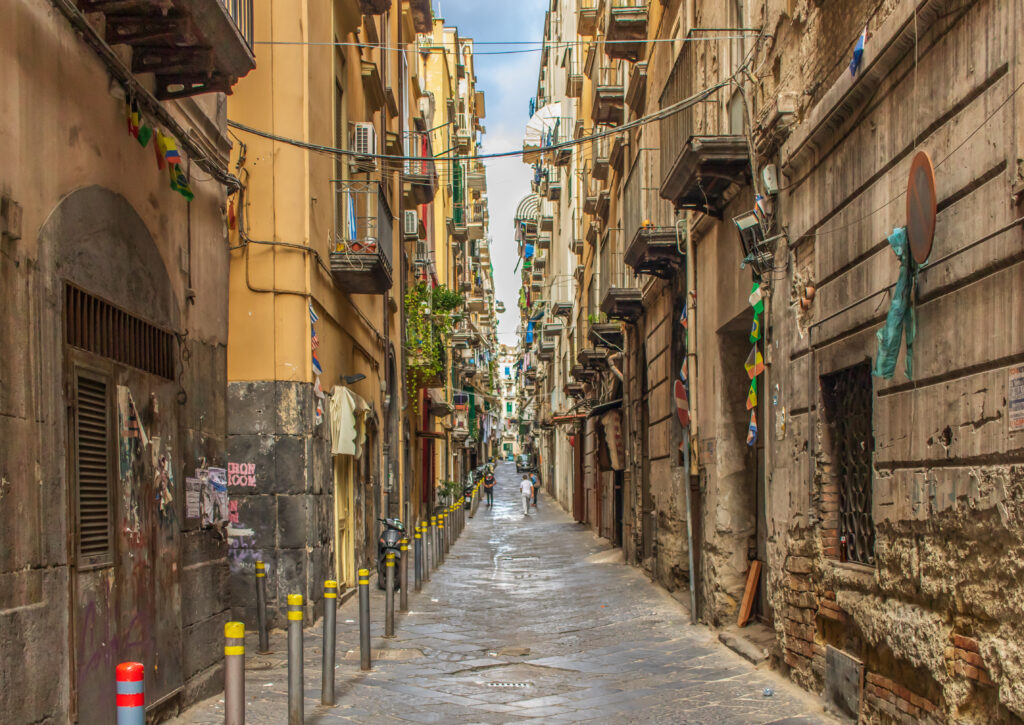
[746, 378, 758, 410]
[127, 99, 140, 137]
[750, 313, 761, 343]
[744, 345, 765, 379]
[168, 164, 194, 201]
[136, 119, 153, 148]
[679, 303, 688, 329]
[156, 131, 181, 165]
[309, 304, 319, 324]
[749, 282, 764, 315]
[747, 411, 758, 446]
[849, 25, 867, 76]
[311, 328, 320, 351]
[311, 352, 323, 376]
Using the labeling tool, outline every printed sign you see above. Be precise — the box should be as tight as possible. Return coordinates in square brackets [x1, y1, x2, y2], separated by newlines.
[1009, 366, 1024, 432]
[185, 477, 201, 519]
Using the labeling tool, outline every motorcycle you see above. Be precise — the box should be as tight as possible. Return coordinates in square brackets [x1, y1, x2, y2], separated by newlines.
[463, 482, 474, 510]
[376, 517, 405, 590]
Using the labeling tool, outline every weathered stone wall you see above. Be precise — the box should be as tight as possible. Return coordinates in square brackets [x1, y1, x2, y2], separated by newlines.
[227, 380, 334, 628]
[760, 0, 1024, 720]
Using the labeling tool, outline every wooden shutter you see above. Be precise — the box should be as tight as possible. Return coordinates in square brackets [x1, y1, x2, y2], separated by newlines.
[75, 372, 113, 562]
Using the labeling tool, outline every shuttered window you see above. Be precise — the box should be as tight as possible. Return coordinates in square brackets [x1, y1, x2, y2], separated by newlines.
[75, 372, 113, 562]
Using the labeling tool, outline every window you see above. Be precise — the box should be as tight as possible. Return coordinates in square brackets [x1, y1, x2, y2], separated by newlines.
[821, 363, 875, 565]
[507, 402, 513, 414]
[74, 371, 114, 564]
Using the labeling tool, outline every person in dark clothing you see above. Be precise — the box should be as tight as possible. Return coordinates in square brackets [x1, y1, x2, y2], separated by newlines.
[483, 470, 495, 507]
[530, 472, 540, 507]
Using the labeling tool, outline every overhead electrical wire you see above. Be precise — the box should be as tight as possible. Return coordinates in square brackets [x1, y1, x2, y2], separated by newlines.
[226, 77, 734, 165]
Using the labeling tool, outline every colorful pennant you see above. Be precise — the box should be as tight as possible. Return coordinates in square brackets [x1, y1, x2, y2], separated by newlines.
[750, 314, 761, 343]
[749, 282, 764, 315]
[168, 164, 194, 200]
[746, 378, 758, 410]
[747, 411, 758, 446]
[745, 346, 765, 379]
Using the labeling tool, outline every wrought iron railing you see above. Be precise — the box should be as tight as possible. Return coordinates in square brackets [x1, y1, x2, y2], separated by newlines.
[624, 147, 674, 235]
[332, 179, 392, 265]
[220, 0, 254, 51]
[595, 62, 625, 89]
[404, 131, 436, 179]
[598, 232, 633, 303]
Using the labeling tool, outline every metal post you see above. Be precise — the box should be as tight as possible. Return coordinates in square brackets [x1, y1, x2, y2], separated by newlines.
[287, 593, 304, 725]
[399, 539, 409, 612]
[431, 516, 439, 569]
[358, 568, 371, 671]
[255, 560, 269, 654]
[424, 521, 432, 581]
[321, 580, 337, 706]
[384, 551, 396, 637]
[224, 622, 245, 725]
[115, 662, 144, 725]
[439, 514, 446, 561]
[414, 526, 423, 592]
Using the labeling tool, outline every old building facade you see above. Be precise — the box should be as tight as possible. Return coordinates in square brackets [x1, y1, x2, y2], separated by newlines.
[521, 0, 1024, 721]
[0, 1, 254, 721]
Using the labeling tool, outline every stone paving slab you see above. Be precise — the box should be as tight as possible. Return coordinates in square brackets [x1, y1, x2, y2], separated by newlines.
[169, 462, 833, 724]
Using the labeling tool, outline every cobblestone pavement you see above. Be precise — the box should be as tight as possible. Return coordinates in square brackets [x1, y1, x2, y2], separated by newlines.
[171, 461, 832, 724]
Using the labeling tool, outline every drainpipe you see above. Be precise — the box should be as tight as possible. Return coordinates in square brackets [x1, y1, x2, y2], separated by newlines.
[680, 213, 698, 625]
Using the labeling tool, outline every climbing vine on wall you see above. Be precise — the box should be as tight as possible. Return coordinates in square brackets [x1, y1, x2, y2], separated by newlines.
[405, 282, 463, 402]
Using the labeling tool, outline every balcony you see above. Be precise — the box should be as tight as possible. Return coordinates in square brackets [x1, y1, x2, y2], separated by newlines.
[449, 202, 469, 241]
[592, 132, 611, 181]
[538, 340, 556, 362]
[625, 61, 647, 111]
[589, 322, 624, 349]
[540, 214, 554, 232]
[599, 242, 643, 322]
[596, 188, 610, 220]
[86, 0, 255, 99]
[329, 180, 393, 294]
[579, 346, 607, 369]
[586, 220, 600, 246]
[659, 43, 750, 216]
[564, 382, 586, 397]
[624, 147, 683, 278]
[578, 0, 598, 36]
[456, 112, 473, 153]
[545, 169, 562, 201]
[592, 64, 625, 125]
[403, 131, 438, 205]
[605, 0, 648, 61]
[537, 231, 552, 250]
[543, 320, 564, 338]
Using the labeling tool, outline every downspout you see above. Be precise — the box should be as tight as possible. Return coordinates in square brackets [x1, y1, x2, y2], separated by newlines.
[680, 213, 698, 625]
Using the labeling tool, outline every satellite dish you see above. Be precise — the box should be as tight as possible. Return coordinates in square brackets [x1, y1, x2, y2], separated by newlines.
[907, 150, 937, 265]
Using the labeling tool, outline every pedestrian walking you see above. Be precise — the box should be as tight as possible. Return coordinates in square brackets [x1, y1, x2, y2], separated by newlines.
[484, 470, 495, 507]
[520, 475, 533, 516]
[531, 471, 540, 508]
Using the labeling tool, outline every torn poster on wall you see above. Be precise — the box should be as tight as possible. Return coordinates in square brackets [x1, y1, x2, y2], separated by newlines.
[200, 467, 230, 527]
[116, 386, 144, 544]
[151, 436, 174, 516]
[185, 476, 201, 519]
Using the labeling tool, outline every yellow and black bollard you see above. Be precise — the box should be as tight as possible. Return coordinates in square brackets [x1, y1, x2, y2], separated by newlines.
[255, 560, 269, 653]
[322, 580, 337, 706]
[399, 539, 409, 613]
[384, 551, 396, 637]
[224, 621, 245, 725]
[287, 593, 304, 725]
[358, 568, 371, 671]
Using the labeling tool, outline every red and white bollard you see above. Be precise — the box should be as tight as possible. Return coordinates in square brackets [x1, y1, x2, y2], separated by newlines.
[116, 661, 145, 725]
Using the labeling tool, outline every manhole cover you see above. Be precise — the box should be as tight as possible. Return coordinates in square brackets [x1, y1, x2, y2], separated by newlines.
[486, 682, 533, 689]
[342, 648, 424, 661]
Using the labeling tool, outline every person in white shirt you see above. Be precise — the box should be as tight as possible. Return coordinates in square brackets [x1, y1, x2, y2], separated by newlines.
[519, 475, 534, 516]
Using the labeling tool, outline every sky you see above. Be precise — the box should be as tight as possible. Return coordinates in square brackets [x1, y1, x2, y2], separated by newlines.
[438, 0, 548, 347]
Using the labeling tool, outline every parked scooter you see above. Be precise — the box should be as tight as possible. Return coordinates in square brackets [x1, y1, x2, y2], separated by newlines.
[376, 517, 405, 590]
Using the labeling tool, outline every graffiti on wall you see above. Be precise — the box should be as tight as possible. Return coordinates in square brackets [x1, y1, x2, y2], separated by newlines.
[226, 461, 259, 574]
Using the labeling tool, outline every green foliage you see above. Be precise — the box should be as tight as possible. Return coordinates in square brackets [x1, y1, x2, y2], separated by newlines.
[439, 479, 461, 503]
[405, 283, 463, 403]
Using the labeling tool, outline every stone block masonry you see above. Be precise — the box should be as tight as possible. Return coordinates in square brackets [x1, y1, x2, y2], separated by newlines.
[227, 380, 334, 629]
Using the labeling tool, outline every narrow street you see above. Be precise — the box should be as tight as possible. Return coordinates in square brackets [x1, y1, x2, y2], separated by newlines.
[172, 462, 827, 724]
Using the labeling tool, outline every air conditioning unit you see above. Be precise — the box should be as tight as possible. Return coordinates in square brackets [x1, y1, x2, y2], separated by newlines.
[352, 122, 377, 171]
[403, 210, 419, 239]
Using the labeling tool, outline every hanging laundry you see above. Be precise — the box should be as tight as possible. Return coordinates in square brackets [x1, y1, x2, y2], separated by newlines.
[849, 26, 867, 76]
[744, 346, 765, 379]
[873, 227, 918, 380]
[747, 411, 758, 446]
[750, 314, 761, 344]
[746, 378, 758, 410]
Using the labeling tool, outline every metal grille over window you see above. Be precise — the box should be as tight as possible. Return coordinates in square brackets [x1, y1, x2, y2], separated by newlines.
[822, 363, 876, 566]
[65, 284, 175, 379]
[76, 374, 112, 560]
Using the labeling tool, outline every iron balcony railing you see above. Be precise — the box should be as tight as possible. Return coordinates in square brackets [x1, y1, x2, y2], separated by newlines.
[404, 131, 437, 179]
[598, 231, 633, 303]
[332, 179, 393, 266]
[220, 0, 254, 51]
[624, 147, 674, 236]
